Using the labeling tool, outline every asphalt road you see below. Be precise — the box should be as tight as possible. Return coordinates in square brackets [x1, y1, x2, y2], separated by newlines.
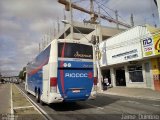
[0, 83, 11, 114]
[18, 84, 160, 120]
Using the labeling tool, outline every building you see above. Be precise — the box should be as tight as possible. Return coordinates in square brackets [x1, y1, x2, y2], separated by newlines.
[56, 21, 124, 42]
[99, 25, 160, 91]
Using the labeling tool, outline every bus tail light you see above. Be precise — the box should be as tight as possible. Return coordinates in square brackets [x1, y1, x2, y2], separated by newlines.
[50, 77, 57, 92]
[94, 77, 97, 85]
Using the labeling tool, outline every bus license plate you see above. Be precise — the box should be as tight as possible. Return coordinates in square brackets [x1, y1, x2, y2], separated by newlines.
[72, 90, 80, 93]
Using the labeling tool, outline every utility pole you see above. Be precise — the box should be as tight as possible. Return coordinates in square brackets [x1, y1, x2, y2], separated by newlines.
[57, 17, 60, 34]
[83, 3, 103, 92]
[130, 13, 134, 27]
[97, 5, 103, 92]
[155, 0, 160, 25]
[39, 43, 41, 53]
[49, 23, 52, 42]
[115, 10, 119, 29]
[42, 38, 44, 49]
[69, 0, 74, 39]
[0, 72, 2, 81]
[64, 9, 67, 38]
[90, 0, 95, 23]
[53, 22, 56, 38]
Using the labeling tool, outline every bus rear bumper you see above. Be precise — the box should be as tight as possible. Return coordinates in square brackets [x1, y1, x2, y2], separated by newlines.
[48, 93, 64, 103]
[88, 91, 96, 100]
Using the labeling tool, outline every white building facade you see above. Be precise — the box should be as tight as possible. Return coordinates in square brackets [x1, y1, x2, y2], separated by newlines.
[99, 25, 160, 91]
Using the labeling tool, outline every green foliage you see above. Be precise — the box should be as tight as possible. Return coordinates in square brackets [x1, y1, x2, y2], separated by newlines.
[18, 67, 26, 80]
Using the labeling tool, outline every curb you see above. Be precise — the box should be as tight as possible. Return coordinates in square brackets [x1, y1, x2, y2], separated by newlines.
[15, 85, 53, 120]
[100, 92, 160, 101]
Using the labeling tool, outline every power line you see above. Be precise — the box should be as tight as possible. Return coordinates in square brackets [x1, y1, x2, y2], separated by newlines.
[95, 0, 127, 23]
[94, 0, 113, 19]
[95, 0, 115, 12]
[72, 0, 86, 4]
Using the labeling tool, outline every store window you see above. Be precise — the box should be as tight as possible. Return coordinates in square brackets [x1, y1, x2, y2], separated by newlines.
[128, 65, 143, 82]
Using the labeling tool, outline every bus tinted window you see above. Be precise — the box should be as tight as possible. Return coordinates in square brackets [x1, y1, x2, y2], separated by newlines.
[58, 43, 93, 59]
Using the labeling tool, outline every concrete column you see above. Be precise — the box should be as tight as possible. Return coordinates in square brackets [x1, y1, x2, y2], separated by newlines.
[98, 24, 102, 43]
[124, 65, 129, 87]
[142, 63, 147, 86]
[110, 67, 116, 87]
[69, 0, 74, 40]
[97, 62, 103, 92]
[149, 60, 155, 90]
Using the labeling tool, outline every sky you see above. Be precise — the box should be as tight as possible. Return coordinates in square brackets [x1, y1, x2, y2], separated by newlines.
[0, 0, 159, 76]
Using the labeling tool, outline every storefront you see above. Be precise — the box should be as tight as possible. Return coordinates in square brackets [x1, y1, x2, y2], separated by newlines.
[142, 25, 160, 91]
[99, 25, 160, 91]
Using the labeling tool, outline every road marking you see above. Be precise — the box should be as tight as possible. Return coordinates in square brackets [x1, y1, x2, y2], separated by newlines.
[152, 104, 160, 107]
[121, 100, 160, 108]
[85, 103, 104, 110]
[15, 85, 53, 120]
[120, 100, 141, 105]
[10, 84, 14, 120]
[13, 106, 34, 109]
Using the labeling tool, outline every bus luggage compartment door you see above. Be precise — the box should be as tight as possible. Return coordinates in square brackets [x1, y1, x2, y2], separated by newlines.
[57, 69, 94, 101]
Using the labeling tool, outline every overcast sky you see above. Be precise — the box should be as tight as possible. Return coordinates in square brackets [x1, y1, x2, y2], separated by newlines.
[0, 0, 159, 76]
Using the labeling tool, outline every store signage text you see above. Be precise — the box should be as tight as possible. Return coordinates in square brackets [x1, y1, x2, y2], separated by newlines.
[142, 37, 154, 56]
[112, 49, 138, 61]
[143, 38, 153, 47]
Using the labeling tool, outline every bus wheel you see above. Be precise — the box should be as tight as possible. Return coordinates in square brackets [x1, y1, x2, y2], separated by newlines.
[36, 92, 40, 103]
[26, 91, 30, 94]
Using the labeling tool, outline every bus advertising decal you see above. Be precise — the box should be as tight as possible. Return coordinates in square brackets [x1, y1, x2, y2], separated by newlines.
[58, 61, 93, 69]
[64, 72, 93, 79]
[60, 42, 66, 96]
[28, 58, 49, 75]
[88, 72, 93, 79]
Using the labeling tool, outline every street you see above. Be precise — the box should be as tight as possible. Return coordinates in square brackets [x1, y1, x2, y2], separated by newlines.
[0, 84, 11, 114]
[17, 84, 160, 120]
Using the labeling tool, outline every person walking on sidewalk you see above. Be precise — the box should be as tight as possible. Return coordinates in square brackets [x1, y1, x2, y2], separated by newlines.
[103, 77, 109, 90]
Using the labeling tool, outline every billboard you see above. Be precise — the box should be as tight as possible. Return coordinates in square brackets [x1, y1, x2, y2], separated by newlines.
[142, 26, 160, 57]
[153, 33, 160, 55]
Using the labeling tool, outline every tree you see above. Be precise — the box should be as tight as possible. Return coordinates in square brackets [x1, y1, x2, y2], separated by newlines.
[18, 67, 26, 81]
[0, 72, 2, 79]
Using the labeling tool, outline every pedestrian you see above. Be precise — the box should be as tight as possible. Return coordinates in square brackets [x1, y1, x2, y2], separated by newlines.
[103, 77, 109, 90]
[104, 77, 109, 86]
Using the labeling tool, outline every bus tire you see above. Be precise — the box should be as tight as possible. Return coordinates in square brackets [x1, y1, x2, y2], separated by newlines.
[36, 91, 40, 103]
[26, 91, 30, 94]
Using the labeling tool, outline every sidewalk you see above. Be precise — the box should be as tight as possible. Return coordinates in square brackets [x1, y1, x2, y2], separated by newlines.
[101, 87, 160, 101]
[0, 84, 11, 114]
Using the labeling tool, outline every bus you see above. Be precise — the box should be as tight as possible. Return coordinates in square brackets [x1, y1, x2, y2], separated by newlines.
[25, 39, 97, 104]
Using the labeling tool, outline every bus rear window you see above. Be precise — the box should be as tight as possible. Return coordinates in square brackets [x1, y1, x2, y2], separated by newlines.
[58, 43, 93, 59]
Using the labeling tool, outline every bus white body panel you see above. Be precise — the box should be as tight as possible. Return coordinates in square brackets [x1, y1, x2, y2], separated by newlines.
[25, 39, 97, 104]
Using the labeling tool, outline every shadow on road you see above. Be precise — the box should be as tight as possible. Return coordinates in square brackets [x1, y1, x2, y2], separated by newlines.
[48, 94, 120, 111]
[85, 94, 120, 107]
[49, 102, 91, 111]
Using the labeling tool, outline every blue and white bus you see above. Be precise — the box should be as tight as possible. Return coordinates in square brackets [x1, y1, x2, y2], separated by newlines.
[25, 39, 97, 104]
